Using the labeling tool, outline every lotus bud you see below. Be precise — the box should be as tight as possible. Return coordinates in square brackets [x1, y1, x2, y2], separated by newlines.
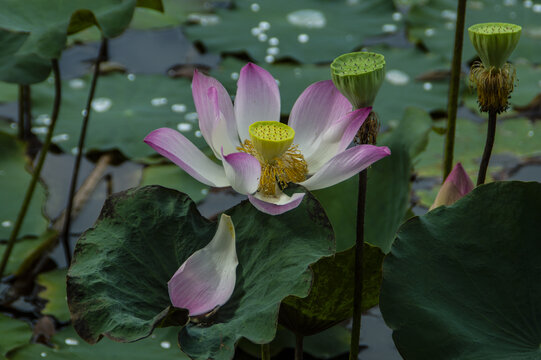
[430, 163, 474, 210]
[468, 23, 521, 114]
[331, 52, 385, 144]
[168, 214, 238, 316]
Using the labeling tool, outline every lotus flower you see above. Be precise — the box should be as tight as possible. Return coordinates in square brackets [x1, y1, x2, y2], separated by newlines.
[430, 163, 474, 210]
[145, 63, 391, 215]
[168, 214, 238, 316]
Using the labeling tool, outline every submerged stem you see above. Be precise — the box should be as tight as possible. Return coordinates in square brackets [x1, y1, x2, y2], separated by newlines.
[0, 59, 62, 280]
[61, 38, 107, 265]
[295, 333, 304, 360]
[443, 0, 467, 180]
[350, 169, 367, 360]
[261, 343, 270, 360]
[476, 110, 497, 185]
[17, 85, 24, 140]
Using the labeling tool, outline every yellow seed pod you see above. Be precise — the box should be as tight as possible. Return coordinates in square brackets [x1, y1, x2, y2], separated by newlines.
[249, 121, 295, 162]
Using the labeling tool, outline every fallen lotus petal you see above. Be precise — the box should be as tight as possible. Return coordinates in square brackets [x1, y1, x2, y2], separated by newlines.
[430, 162, 474, 210]
[168, 214, 238, 316]
[144, 63, 391, 215]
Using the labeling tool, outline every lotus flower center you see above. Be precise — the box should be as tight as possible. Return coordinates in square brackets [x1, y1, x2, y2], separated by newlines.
[239, 121, 308, 196]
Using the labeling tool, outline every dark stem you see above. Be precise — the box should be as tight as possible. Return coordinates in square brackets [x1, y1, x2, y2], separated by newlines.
[476, 110, 497, 186]
[443, 0, 467, 180]
[295, 333, 304, 360]
[261, 343, 270, 360]
[23, 85, 32, 140]
[350, 169, 367, 360]
[0, 59, 62, 280]
[17, 85, 24, 140]
[61, 38, 107, 266]
[105, 173, 113, 197]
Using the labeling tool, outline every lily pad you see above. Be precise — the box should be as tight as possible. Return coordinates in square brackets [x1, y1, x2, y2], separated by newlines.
[67, 185, 334, 360]
[380, 181, 541, 359]
[0, 0, 163, 84]
[278, 108, 432, 335]
[0, 132, 48, 241]
[415, 117, 541, 179]
[184, 0, 400, 64]
[37, 269, 70, 322]
[31, 73, 207, 160]
[0, 314, 31, 358]
[140, 165, 210, 203]
[408, 0, 541, 63]
[8, 326, 189, 360]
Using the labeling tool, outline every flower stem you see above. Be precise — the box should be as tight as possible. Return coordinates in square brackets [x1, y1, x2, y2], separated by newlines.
[261, 343, 270, 360]
[443, 0, 467, 180]
[61, 38, 107, 265]
[0, 59, 62, 280]
[350, 169, 367, 360]
[295, 333, 304, 360]
[476, 110, 497, 185]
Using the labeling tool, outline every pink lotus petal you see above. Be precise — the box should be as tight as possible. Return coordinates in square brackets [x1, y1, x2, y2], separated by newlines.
[144, 128, 229, 187]
[304, 107, 371, 174]
[235, 63, 280, 141]
[288, 80, 352, 157]
[207, 87, 240, 158]
[430, 162, 474, 210]
[299, 145, 391, 191]
[248, 191, 305, 215]
[192, 70, 238, 151]
[222, 150, 261, 195]
[168, 214, 238, 316]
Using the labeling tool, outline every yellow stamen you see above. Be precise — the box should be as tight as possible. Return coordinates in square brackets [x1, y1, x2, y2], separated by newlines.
[238, 128, 308, 196]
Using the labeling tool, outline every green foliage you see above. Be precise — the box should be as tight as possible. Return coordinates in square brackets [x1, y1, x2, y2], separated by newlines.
[185, 0, 400, 64]
[140, 165, 210, 203]
[381, 181, 541, 359]
[37, 269, 71, 322]
[31, 73, 206, 160]
[67, 186, 333, 360]
[0, 314, 31, 358]
[0, 132, 48, 242]
[0, 0, 163, 84]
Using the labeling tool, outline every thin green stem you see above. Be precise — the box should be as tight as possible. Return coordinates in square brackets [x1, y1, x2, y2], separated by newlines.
[295, 333, 304, 360]
[17, 85, 24, 140]
[23, 85, 32, 140]
[0, 59, 62, 280]
[350, 169, 367, 360]
[476, 110, 497, 185]
[443, 0, 467, 180]
[61, 38, 107, 265]
[261, 343, 270, 360]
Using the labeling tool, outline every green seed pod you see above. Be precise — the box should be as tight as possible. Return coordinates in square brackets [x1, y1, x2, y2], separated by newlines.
[468, 22, 521, 69]
[330, 51, 385, 110]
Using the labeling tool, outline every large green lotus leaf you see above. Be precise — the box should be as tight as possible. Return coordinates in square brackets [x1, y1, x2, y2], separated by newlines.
[31, 73, 206, 160]
[0, 0, 163, 84]
[277, 108, 432, 335]
[0, 230, 57, 277]
[67, 185, 334, 360]
[0, 132, 48, 241]
[8, 326, 188, 360]
[130, 0, 208, 29]
[184, 0, 400, 64]
[408, 0, 541, 63]
[380, 181, 541, 359]
[415, 117, 541, 180]
[0, 314, 31, 358]
[37, 269, 70, 322]
[0, 82, 19, 103]
[140, 165, 210, 203]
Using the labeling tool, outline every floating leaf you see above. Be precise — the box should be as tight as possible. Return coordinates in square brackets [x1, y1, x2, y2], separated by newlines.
[0, 132, 48, 242]
[0, 314, 31, 358]
[37, 269, 70, 322]
[67, 186, 333, 360]
[31, 73, 207, 160]
[380, 181, 541, 359]
[0, 0, 163, 84]
[185, 0, 400, 64]
[8, 326, 188, 360]
[140, 165, 210, 203]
